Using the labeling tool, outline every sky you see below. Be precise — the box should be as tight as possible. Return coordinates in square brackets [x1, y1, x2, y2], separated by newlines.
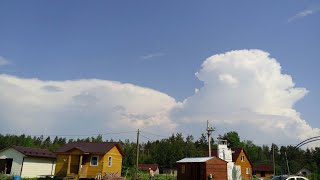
[0, 1, 320, 147]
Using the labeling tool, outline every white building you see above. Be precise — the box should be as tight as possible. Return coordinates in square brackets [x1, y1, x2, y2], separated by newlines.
[0, 146, 56, 178]
[217, 140, 241, 180]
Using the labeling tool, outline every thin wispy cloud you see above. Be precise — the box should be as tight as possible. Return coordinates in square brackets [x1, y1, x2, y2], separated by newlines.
[288, 7, 320, 22]
[0, 56, 10, 66]
[141, 52, 165, 60]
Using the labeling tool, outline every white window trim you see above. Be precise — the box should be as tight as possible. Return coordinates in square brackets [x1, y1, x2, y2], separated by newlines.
[108, 156, 112, 167]
[246, 168, 250, 174]
[241, 155, 245, 162]
[90, 156, 99, 166]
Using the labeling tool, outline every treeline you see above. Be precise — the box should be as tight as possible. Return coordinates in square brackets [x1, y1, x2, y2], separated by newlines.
[0, 132, 320, 178]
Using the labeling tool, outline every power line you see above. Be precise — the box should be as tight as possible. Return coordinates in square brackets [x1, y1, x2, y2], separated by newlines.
[139, 134, 154, 141]
[141, 130, 168, 138]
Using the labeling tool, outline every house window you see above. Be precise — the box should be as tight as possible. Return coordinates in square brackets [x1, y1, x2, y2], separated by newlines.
[241, 155, 245, 162]
[181, 165, 185, 174]
[108, 156, 112, 167]
[246, 168, 250, 174]
[90, 156, 99, 166]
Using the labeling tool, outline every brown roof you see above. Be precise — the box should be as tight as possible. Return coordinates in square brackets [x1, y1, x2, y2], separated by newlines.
[11, 145, 56, 158]
[55, 142, 124, 156]
[138, 164, 159, 171]
[253, 164, 273, 172]
[231, 148, 243, 162]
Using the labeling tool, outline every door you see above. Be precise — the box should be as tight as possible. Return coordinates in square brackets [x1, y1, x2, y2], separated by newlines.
[70, 155, 80, 174]
[0, 158, 13, 174]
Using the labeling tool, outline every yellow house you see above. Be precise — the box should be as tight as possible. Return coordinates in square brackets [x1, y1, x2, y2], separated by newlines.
[232, 148, 253, 179]
[54, 142, 124, 179]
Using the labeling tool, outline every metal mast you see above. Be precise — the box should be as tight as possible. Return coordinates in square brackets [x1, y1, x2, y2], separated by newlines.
[207, 120, 214, 157]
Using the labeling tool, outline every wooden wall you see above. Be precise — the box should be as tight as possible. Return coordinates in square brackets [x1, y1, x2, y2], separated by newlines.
[235, 150, 252, 179]
[55, 154, 68, 177]
[206, 158, 228, 180]
[177, 158, 227, 180]
[55, 147, 123, 179]
[102, 146, 122, 175]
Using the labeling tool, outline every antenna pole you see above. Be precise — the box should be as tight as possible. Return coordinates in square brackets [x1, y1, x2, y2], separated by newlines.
[207, 120, 214, 157]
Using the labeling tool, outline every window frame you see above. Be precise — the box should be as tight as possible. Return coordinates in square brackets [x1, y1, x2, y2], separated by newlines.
[181, 165, 185, 174]
[90, 156, 99, 166]
[108, 156, 112, 167]
[246, 167, 250, 174]
[241, 155, 245, 162]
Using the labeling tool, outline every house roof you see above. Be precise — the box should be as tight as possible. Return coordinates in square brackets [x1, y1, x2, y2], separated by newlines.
[253, 163, 273, 172]
[231, 148, 243, 162]
[10, 145, 56, 158]
[177, 157, 214, 163]
[55, 142, 124, 156]
[138, 164, 159, 171]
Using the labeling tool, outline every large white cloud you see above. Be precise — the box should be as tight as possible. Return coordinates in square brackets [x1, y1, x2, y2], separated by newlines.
[171, 49, 320, 146]
[0, 74, 178, 139]
[0, 49, 319, 146]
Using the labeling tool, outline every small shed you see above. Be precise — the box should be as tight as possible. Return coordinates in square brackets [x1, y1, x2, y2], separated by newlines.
[252, 163, 273, 179]
[0, 146, 56, 178]
[176, 157, 227, 180]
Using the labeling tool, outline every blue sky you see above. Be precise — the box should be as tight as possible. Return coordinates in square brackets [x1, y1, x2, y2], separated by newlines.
[0, 1, 319, 144]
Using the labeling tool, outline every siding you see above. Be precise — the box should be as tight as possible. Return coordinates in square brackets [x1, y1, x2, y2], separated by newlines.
[55, 155, 69, 177]
[103, 146, 122, 175]
[20, 157, 55, 178]
[235, 150, 252, 179]
[177, 158, 227, 180]
[0, 148, 24, 176]
[206, 158, 228, 180]
[85, 155, 104, 178]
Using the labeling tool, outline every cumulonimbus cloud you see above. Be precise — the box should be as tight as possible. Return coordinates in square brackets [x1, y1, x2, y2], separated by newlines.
[0, 49, 319, 146]
[171, 49, 320, 146]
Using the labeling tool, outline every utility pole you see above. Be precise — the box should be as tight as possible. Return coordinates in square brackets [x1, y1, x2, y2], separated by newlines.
[136, 129, 140, 177]
[285, 151, 290, 175]
[206, 120, 214, 157]
[273, 143, 276, 176]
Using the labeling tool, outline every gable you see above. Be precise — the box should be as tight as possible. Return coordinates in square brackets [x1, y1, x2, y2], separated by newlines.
[207, 157, 228, 164]
[0, 147, 25, 159]
[66, 148, 86, 155]
[235, 150, 252, 167]
[105, 146, 122, 157]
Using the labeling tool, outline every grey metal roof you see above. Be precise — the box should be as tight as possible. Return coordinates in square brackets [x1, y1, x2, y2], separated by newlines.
[176, 157, 214, 163]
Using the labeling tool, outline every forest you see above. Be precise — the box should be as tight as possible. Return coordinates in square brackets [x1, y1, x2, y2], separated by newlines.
[0, 131, 319, 179]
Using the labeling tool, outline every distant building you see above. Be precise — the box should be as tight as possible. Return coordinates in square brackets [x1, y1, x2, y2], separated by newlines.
[0, 146, 56, 178]
[252, 163, 273, 179]
[138, 164, 159, 174]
